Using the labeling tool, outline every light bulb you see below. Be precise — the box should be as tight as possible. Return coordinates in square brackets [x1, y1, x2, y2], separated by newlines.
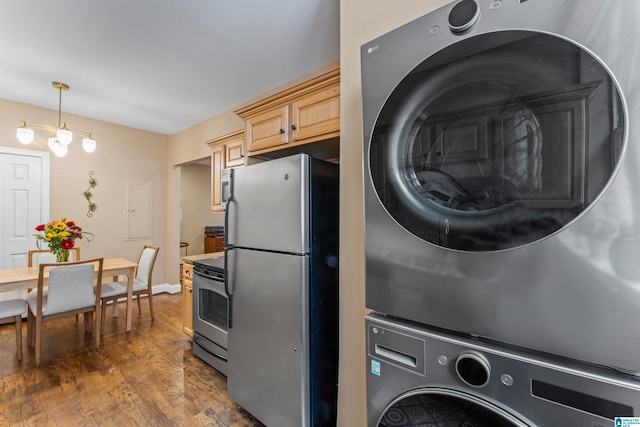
[82, 136, 96, 153]
[16, 124, 34, 144]
[56, 126, 73, 145]
[48, 137, 68, 157]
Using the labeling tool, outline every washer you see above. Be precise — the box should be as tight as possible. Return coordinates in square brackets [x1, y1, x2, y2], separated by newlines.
[362, 0, 640, 375]
[367, 313, 640, 426]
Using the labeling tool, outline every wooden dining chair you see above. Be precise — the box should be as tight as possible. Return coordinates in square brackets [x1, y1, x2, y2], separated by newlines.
[28, 248, 81, 266]
[26, 258, 104, 367]
[100, 245, 159, 334]
[0, 299, 27, 360]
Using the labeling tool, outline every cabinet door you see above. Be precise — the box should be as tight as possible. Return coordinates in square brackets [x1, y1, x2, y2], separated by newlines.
[245, 106, 289, 153]
[182, 263, 193, 338]
[290, 83, 340, 143]
[225, 138, 245, 168]
[211, 145, 224, 211]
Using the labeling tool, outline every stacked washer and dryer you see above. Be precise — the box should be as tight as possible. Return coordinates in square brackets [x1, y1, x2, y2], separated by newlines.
[362, 0, 640, 425]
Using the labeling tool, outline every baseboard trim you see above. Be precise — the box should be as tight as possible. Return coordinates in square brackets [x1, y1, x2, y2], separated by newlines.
[108, 283, 182, 304]
[151, 283, 182, 295]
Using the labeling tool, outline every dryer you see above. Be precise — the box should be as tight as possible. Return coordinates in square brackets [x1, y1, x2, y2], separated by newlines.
[362, 0, 640, 375]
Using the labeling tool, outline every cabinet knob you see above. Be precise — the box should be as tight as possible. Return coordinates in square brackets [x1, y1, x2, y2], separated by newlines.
[279, 128, 285, 134]
[291, 124, 297, 131]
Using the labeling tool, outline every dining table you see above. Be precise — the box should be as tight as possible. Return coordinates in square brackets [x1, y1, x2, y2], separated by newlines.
[0, 257, 138, 332]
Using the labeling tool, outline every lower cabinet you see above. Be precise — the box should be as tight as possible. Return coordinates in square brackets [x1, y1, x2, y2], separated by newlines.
[182, 263, 193, 338]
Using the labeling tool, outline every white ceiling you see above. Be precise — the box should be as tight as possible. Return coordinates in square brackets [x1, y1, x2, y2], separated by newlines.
[0, 0, 340, 135]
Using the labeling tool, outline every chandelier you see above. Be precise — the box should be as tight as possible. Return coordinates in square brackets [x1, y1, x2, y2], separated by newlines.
[16, 81, 96, 157]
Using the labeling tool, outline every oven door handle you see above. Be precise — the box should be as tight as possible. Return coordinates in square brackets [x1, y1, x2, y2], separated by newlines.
[224, 247, 234, 328]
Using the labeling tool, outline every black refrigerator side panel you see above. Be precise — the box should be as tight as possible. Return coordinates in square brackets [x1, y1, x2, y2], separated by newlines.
[308, 158, 339, 427]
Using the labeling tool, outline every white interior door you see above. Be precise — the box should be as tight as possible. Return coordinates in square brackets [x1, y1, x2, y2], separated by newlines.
[0, 147, 49, 300]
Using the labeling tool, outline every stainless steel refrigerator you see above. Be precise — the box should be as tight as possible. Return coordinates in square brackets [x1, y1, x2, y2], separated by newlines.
[224, 153, 338, 427]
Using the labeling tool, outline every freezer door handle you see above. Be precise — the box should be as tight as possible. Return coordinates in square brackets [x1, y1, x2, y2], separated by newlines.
[224, 200, 233, 247]
[224, 247, 234, 328]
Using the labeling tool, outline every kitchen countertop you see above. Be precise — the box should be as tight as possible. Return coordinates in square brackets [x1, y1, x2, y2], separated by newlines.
[181, 252, 224, 264]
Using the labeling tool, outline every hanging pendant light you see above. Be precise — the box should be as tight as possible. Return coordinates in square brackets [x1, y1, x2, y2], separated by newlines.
[56, 123, 73, 145]
[16, 122, 35, 144]
[82, 135, 97, 153]
[16, 82, 97, 157]
[48, 136, 68, 157]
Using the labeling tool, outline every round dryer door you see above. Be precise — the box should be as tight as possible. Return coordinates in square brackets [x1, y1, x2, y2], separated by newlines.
[377, 389, 528, 427]
[370, 30, 624, 251]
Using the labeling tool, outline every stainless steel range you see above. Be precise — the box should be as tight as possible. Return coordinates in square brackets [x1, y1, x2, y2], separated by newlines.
[192, 256, 228, 375]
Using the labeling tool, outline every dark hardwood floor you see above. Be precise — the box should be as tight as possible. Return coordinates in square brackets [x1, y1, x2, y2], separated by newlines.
[0, 293, 265, 426]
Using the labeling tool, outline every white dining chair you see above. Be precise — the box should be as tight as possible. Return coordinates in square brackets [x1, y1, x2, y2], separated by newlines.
[29, 248, 83, 322]
[0, 299, 27, 360]
[100, 245, 159, 334]
[26, 258, 104, 367]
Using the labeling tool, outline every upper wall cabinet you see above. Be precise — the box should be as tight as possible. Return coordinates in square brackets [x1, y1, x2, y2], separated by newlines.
[235, 68, 340, 157]
[207, 130, 245, 212]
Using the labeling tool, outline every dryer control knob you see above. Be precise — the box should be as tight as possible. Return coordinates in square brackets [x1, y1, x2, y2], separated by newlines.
[448, 0, 480, 33]
[455, 352, 490, 387]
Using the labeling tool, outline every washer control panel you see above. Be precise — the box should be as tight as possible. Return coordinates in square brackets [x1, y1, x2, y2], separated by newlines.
[366, 314, 640, 426]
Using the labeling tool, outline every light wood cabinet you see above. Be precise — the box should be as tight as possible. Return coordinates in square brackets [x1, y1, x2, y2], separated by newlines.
[225, 138, 245, 168]
[206, 130, 245, 212]
[181, 263, 193, 338]
[235, 68, 340, 157]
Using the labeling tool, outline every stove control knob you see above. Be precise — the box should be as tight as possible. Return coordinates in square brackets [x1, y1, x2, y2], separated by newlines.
[448, 0, 480, 34]
[455, 352, 490, 388]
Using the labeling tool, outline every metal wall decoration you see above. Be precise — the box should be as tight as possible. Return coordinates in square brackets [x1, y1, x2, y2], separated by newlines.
[84, 171, 97, 217]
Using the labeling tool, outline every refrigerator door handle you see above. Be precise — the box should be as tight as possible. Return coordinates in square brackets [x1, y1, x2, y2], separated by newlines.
[224, 168, 235, 248]
[224, 246, 234, 328]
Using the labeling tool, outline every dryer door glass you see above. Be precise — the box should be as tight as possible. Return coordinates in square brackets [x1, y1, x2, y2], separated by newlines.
[369, 30, 624, 251]
[378, 392, 523, 426]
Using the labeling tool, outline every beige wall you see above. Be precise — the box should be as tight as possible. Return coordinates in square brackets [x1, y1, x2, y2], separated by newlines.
[180, 163, 223, 256]
[165, 111, 243, 283]
[0, 98, 169, 283]
[338, 1, 452, 425]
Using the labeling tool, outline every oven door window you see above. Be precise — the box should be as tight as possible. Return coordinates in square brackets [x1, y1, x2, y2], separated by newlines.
[369, 30, 624, 251]
[198, 288, 228, 332]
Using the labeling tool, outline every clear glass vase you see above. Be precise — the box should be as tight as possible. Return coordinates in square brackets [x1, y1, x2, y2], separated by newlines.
[55, 249, 70, 262]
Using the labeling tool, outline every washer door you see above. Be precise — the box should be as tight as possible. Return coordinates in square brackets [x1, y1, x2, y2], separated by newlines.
[378, 388, 529, 427]
[370, 30, 624, 251]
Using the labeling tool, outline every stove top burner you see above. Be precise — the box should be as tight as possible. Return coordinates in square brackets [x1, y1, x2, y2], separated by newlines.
[194, 256, 224, 268]
[193, 256, 225, 277]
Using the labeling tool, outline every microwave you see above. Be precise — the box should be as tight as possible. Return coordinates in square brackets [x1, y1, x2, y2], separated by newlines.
[220, 168, 231, 209]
